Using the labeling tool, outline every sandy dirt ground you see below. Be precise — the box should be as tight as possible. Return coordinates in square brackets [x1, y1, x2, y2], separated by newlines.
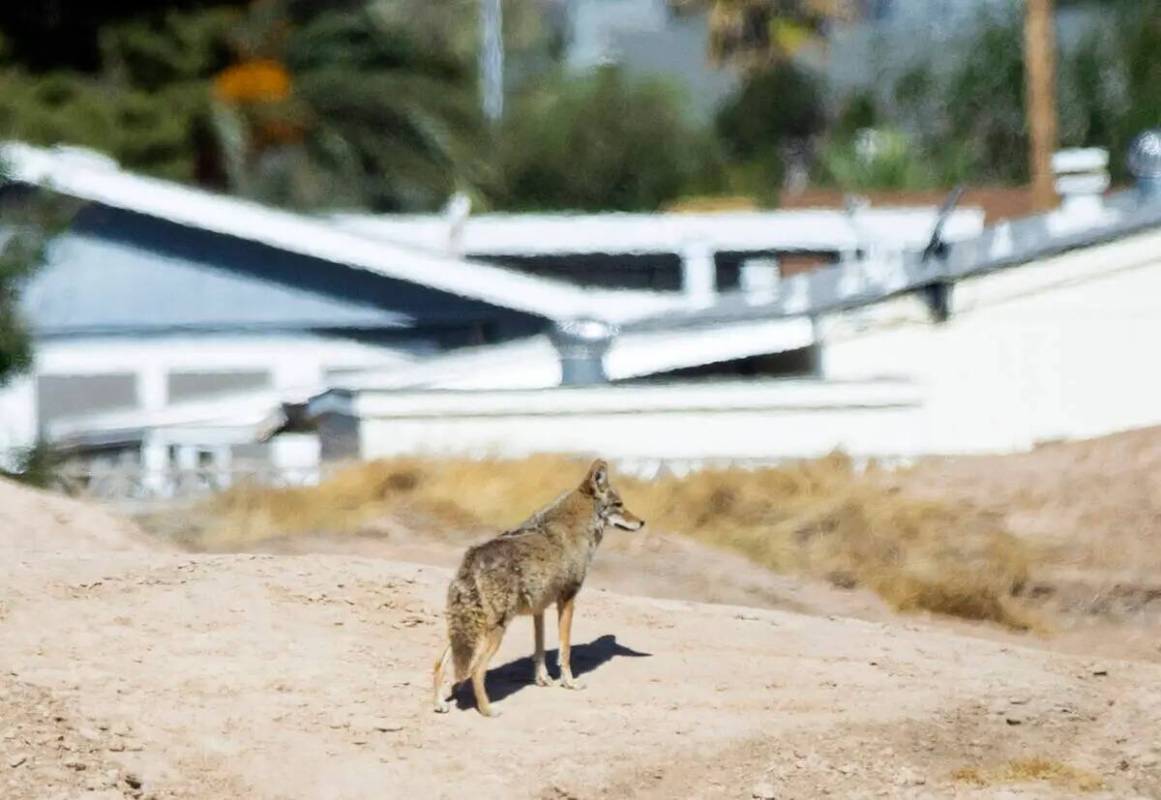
[4, 428, 1161, 799]
[2, 534, 1159, 799]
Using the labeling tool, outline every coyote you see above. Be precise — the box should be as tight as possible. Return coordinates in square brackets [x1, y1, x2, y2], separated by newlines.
[432, 458, 645, 716]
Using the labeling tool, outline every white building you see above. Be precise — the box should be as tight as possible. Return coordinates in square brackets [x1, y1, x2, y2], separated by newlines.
[307, 144, 1161, 469]
[1, 142, 975, 494]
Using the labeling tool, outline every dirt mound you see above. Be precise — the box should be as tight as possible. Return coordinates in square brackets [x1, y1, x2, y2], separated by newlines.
[0, 478, 159, 554]
[892, 426, 1161, 574]
[175, 453, 1033, 628]
[201, 523, 894, 622]
[2, 550, 1159, 799]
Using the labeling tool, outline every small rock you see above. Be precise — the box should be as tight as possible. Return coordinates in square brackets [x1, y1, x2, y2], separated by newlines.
[124, 772, 144, 789]
[1139, 754, 1158, 768]
[64, 759, 87, 771]
[1091, 666, 1109, 677]
[895, 769, 926, 787]
[751, 781, 778, 799]
[1008, 697, 1029, 705]
[108, 740, 125, 752]
[8, 754, 27, 768]
[110, 722, 132, 737]
[357, 718, 405, 733]
[1005, 716, 1023, 726]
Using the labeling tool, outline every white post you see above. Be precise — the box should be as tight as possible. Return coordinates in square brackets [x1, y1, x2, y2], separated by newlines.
[740, 257, 780, 305]
[681, 239, 716, 308]
[138, 367, 166, 412]
[213, 444, 233, 490]
[141, 433, 169, 497]
[480, 0, 504, 122]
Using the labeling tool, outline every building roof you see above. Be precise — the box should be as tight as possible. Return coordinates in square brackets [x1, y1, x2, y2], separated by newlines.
[47, 385, 321, 450]
[24, 221, 417, 337]
[326, 316, 815, 392]
[1, 142, 680, 324]
[623, 186, 1161, 333]
[329, 204, 985, 259]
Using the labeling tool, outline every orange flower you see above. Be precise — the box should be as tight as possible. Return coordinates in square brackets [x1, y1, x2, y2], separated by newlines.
[213, 59, 292, 104]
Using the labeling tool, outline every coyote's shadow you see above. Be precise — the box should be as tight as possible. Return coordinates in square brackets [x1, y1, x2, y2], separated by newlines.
[452, 633, 652, 709]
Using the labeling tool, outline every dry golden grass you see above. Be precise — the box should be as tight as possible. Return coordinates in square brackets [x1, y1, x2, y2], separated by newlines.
[952, 758, 1104, 792]
[188, 453, 1033, 628]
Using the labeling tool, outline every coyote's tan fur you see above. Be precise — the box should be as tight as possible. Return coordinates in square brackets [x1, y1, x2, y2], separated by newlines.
[432, 459, 645, 716]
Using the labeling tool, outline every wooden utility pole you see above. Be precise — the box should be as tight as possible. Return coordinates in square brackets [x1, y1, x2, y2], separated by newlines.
[1025, 0, 1058, 210]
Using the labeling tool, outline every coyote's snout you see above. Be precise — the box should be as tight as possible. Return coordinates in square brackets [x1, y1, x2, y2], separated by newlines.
[432, 458, 644, 716]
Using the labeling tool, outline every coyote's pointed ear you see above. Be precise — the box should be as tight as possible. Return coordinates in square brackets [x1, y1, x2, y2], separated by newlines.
[581, 458, 609, 495]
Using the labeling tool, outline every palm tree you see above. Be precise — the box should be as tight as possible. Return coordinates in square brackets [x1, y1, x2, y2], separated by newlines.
[671, 0, 855, 71]
[211, 0, 487, 211]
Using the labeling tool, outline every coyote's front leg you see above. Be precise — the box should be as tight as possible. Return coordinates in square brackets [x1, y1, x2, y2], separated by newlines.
[557, 597, 585, 691]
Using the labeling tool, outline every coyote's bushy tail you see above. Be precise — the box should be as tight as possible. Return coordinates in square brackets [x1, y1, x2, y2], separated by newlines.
[445, 578, 485, 682]
[449, 632, 475, 681]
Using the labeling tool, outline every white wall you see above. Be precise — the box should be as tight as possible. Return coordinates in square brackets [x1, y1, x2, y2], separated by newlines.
[36, 334, 416, 396]
[331, 228, 1161, 464]
[334, 380, 924, 463]
[822, 228, 1161, 453]
[0, 333, 418, 459]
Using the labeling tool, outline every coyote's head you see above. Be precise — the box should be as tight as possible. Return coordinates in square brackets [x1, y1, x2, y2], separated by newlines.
[579, 458, 645, 532]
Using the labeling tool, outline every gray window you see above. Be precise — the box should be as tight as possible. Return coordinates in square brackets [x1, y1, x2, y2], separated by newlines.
[167, 370, 270, 403]
[37, 373, 138, 425]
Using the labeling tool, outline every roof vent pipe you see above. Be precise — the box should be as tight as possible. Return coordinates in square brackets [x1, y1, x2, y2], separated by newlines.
[548, 318, 618, 386]
[1128, 129, 1161, 205]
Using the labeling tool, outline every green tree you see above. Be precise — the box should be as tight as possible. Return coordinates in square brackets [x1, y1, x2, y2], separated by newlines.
[0, 162, 46, 385]
[714, 63, 824, 201]
[1064, 2, 1161, 181]
[210, 0, 487, 211]
[493, 67, 721, 212]
[0, 7, 237, 182]
[865, 1, 1161, 190]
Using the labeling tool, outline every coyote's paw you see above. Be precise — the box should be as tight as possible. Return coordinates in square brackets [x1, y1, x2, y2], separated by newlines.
[434, 699, 451, 714]
[535, 671, 559, 687]
[561, 677, 587, 691]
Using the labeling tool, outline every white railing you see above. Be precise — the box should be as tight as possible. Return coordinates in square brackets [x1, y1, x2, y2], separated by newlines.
[49, 461, 326, 505]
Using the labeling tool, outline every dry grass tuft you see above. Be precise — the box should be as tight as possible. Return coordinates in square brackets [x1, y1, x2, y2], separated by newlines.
[953, 757, 1104, 792]
[183, 452, 1033, 628]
